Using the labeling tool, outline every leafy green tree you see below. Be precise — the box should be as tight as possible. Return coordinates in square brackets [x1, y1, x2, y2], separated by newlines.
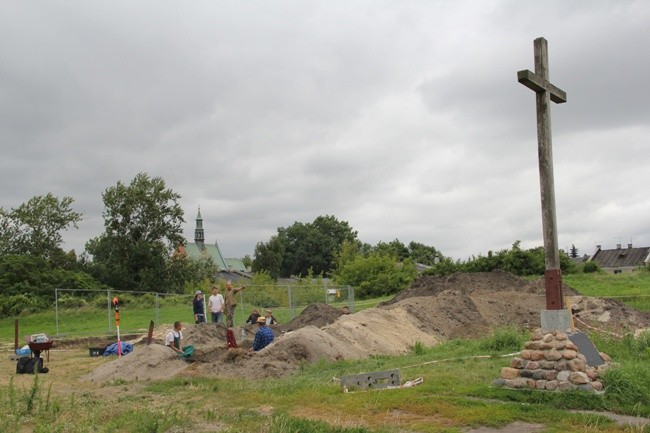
[0, 193, 82, 259]
[407, 241, 439, 265]
[255, 215, 357, 278]
[0, 254, 104, 317]
[252, 235, 285, 279]
[166, 254, 218, 294]
[86, 173, 185, 291]
[374, 239, 409, 260]
[332, 252, 418, 298]
[241, 254, 253, 269]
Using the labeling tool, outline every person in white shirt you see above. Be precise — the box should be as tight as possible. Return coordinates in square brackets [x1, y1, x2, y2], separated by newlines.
[165, 321, 183, 354]
[208, 286, 225, 324]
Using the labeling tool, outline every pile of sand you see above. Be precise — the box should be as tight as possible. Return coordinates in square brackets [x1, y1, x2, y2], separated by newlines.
[81, 344, 189, 383]
[81, 271, 650, 383]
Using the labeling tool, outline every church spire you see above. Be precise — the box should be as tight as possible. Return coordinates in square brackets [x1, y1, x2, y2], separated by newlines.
[194, 206, 205, 246]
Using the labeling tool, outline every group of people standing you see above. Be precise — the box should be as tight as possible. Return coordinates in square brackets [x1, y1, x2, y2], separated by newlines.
[179, 280, 275, 352]
[192, 280, 245, 328]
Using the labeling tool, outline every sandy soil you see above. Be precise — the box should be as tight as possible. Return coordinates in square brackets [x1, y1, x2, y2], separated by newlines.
[80, 270, 650, 384]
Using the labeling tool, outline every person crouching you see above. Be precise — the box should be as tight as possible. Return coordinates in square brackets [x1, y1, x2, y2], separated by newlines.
[250, 316, 274, 352]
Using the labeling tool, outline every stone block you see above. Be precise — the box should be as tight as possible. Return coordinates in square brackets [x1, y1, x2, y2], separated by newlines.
[553, 340, 566, 350]
[568, 358, 586, 372]
[526, 361, 540, 370]
[558, 382, 577, 391]
[577, 384, 596, 393]
[555, 331, 568, 341]
[569, 372, 589, 385]
[535, 379, 547, 389]
[565, 341, 577, 351]
[532, 370, 546, 380]
[530, 350, 545, 361]
[530, 331, 543, 341]
[562, 349, 577, 360]
[520, 369, 533, 378]
[538, 360, 555, 370]
[520, 349, 532, 360]
[507, 378, 528, 389]
[556, 371, 570, 382]
[555, 360, 569, 371]
[543, 333, 554, 343]
[541, 310, 572, 333]
[501, 367, 520, 380]
[545, 348, 562, 361]
[510, 358, 525, 369]
[545, 370, 558, 381]
[545, 380, 559, 390]
[591, 381, 603, 391]
[492, 378, 506, 387]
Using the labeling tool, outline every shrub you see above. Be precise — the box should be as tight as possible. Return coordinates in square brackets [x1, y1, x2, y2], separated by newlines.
[479, 326, 527, 352]
[583, 261, 599, 273]
[57, 294, 88, 309]
[0, 294, 47, 317]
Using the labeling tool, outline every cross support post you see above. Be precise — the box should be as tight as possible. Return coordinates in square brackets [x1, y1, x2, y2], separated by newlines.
[518, 37, 566, 310]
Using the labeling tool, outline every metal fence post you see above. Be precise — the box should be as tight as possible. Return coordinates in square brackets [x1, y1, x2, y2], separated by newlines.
[107, 289, 112, 333]
[155, 292, 160, 328]
[55, 288, 59, 336]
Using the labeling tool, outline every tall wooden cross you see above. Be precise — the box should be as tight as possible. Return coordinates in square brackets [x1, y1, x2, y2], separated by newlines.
[517, 37, 567, 310]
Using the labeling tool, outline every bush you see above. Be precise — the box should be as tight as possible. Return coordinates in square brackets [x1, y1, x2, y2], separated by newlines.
[583, 261, 599, 273]
[0, 294, 47, 318]
[57, 294, 88, 309]
[479, 326, 527, 352]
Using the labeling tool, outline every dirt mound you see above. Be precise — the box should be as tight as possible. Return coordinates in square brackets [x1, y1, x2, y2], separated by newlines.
[82, 271, 650, 383]
[81, 344, 189, 383]
[383, 270, 578, 306]
[281, 302, 342, 332]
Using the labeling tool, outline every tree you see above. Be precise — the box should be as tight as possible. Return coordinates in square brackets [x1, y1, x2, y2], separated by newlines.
[252, 236, 285, 279]
[374, 239, 409, 260]
[0, 193, 82, 259]
[332, 252, 418, 299]
[407, 241, 439, 266]
[274, 215, 357, 277]
[86, 173, 185, 291]
[570, 244, 579, 259]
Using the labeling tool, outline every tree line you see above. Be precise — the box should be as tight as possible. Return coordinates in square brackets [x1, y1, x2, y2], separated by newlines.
[1, 172, 594, 317]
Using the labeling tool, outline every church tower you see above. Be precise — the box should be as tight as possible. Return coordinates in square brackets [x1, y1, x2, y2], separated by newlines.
[194, 207, 205, 248]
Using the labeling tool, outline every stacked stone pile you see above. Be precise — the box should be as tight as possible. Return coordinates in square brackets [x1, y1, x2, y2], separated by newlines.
[493, 330, 611, 392]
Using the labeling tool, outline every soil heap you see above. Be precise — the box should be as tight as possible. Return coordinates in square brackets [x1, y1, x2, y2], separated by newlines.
[82, 270, 650, 383]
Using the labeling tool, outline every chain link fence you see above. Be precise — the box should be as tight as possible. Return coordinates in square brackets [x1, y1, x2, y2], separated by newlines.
[53, 285, 354, 337]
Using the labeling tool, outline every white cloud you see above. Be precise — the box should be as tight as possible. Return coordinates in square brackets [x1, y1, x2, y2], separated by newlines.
[1, 1, 649, 261]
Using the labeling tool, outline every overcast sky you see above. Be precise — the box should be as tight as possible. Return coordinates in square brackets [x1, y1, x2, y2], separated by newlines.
[1, 1, 649, 261]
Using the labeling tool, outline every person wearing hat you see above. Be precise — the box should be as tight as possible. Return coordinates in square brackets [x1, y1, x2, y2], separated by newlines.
[264, 309, 278, 325]
[224, 280, 245, 327]
[250, 316, 274, 352]
[193, 290, 206, 324]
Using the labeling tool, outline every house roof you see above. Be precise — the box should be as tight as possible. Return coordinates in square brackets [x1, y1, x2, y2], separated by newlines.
[183, 242, 229, 270]
[590, 245, 650, 268]
[225, 258, 247, 272]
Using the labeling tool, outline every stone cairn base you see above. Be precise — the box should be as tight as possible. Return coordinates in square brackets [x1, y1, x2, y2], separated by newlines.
[492, 330, 611, 393]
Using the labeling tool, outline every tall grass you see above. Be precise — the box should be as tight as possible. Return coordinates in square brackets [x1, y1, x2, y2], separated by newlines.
[2, 326, 649, 432]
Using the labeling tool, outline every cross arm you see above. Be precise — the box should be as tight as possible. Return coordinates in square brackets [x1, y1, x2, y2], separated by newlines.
[517, 69, 567, 104]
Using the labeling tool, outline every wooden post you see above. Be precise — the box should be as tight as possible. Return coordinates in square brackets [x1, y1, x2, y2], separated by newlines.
[147, 320, 154, 345]
[518, 37, 567, 310]
[14, 319, 19, 352]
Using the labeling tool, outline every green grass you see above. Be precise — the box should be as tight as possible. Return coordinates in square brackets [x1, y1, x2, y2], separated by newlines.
[563, 270, 650, 311]
[0, 295, 390, 342]
[3, 331, 648, 432]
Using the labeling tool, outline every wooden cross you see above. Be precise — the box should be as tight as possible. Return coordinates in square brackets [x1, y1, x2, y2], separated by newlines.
[517, 37, 567, 310]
